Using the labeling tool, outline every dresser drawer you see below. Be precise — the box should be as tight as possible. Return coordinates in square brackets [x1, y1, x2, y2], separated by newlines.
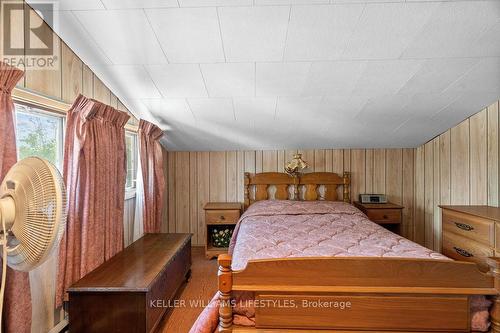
[206, 209, 240, 225]
[442, 232, 493, 270]
[366, 209, 401, 224]
[442, 210, 494, 247]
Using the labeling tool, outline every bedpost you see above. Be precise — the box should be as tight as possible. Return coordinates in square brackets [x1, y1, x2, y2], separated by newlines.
[218, 254, 233, 332]
[343, 171, 351, 203]
[488, 257, 500, 332]
[488, 258, 500, 332]
[244, 173, 250, 211]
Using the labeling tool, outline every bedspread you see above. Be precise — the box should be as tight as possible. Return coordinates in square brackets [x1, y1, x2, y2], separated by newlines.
[190, 200, 491, 333]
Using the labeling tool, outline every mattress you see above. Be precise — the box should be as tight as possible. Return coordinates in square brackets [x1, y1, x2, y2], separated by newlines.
[190, 200, 491, 333]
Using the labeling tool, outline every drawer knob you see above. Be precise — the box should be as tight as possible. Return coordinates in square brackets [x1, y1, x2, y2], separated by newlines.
[219, 215, 226, 221]
[453, 246, 473, 258]
[383, 215, 388, 219]
[454, 222, 474, 231]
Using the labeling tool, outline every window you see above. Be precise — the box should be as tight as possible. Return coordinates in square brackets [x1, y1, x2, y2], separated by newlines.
[14, 104, 64, 171]
[125, 132, 138, 189]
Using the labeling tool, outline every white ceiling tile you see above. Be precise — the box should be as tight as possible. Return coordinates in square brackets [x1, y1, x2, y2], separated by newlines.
[256, 0, 328, 5]
[398, 58, 479, 95]
[140, 98, 196, 126]
[444, 57, 500, 94]
[303, 61, 367, 96]
[179, 0, 252, 6]
[91, 65, 161, 99]
[187, 98, 235, 121]
[342, 2, 438, 60]
[52, 11, 111, 65]
[256, 62, 311, 96]
[471, 21, 500, 57]
[319, 96, 368, 119]
[101, 0, 178, 9]
[28, 0, 105, 10]
[402, 1, 500, 58]
[145, 8, 225, 63]
[147, 64, 208, 97]
[352, 60, 423, 97]
[233, 97, 277, 122]
[355, 94, 413, 127]
[73, 10, 167, 65]
[401, 92, 460, 118]
[218, 6, 290, 62]
[284, 4, 364, 61]
[201, 63, 255, 97]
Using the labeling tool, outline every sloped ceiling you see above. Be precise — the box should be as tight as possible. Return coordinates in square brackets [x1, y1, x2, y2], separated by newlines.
[30, 0, 500, 150]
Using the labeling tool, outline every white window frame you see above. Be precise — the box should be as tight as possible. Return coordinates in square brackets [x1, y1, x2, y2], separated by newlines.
[125, 130, 138, 199]
[13, 102, 66, 171]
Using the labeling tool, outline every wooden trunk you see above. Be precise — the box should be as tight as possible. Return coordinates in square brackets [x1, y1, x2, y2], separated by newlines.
[68, 233, 192, 333]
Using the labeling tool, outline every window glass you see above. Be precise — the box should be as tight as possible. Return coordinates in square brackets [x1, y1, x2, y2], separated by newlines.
[14, 104, 64, 170]
[125, 132, 138, 189]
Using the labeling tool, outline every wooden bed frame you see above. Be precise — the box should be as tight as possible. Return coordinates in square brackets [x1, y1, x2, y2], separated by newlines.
[218, 172, 500, 332]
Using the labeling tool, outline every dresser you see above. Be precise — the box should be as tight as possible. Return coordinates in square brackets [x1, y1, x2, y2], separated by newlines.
[354, 201, 404, 235]
[204, 202, 242, 259]
[440, 206, 500, 271]
[68, 233, 192, 333]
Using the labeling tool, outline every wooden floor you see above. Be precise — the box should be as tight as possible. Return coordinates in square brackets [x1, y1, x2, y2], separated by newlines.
[157, 247, 218, 333]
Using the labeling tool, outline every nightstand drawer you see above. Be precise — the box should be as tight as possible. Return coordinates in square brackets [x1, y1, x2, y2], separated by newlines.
[443, 210, 494, 247]
[443, 232, 493, 270]
[206, 210, 240, 225]
[366, 209, 401, 224]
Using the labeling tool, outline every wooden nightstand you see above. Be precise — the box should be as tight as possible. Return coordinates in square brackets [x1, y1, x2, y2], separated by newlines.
[204, 202, 242, 259]
[354, 201, 404, 235]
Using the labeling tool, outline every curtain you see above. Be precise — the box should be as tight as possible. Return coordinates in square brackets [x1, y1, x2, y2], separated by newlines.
[138, 120, 165, 233]
[56, 94, 130, 307]
[133, 142, 145, 241]
[0, 62, 31, 333]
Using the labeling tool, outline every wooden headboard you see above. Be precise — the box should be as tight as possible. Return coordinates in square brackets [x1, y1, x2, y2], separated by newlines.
[244, 172, 350, 210]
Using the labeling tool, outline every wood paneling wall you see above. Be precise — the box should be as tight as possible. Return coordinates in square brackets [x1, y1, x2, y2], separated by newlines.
[414, 100, 500, 251]
[166, 149, 415, 246]
[2, 2, 140, 332]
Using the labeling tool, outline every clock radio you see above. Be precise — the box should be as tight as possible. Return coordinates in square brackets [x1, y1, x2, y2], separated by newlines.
[359, 194, 387, 204]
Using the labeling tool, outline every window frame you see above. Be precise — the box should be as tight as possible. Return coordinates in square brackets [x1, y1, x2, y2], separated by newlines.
[13, 102, 66, 171]
[125, 130, 139, 197]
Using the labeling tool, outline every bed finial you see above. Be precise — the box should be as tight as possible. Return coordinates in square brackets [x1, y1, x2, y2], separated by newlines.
[488, 257, 500, 332]
[343, 171, 351, 203]
[218, 254, 233, 332]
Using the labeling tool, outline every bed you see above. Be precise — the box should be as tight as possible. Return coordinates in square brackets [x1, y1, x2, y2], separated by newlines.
[190, 172, 500, 333]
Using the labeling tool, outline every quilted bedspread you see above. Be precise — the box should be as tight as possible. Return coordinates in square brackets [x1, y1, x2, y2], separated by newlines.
[189, 200, 490, 333]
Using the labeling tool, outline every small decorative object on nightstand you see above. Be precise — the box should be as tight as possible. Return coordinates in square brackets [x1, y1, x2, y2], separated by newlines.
[204, 202, 242, 259]
[354, 201, 404, 235]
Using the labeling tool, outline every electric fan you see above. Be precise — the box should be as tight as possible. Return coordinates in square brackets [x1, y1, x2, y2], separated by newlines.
[0, 157, 67, 329]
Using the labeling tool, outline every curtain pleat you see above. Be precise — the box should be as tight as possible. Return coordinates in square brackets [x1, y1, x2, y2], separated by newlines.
[56, 94, 129, 307]
[138, 120, 165, 233]
[0, 62, 31, 333]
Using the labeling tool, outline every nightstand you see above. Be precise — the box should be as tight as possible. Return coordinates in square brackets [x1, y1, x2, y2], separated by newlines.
[354, 201, 404, 235]
[203, 202, 242, 259]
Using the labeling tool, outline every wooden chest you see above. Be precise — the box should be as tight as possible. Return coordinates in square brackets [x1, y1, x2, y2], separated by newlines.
[440, 206, 500, 271]
[68, 233, 192, 333]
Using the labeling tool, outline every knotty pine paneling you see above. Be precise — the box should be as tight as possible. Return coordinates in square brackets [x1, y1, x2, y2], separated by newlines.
[166, 148, 416, 246]
[414, 100, 500, 252]
[61, 43, 83, 103]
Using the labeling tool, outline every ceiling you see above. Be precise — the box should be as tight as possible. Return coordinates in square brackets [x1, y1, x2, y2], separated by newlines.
[31, 0, 500, 150]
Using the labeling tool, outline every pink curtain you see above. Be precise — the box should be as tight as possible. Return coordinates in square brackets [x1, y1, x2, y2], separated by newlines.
[0, 62, 31, 333]
[56, 94, 130, 307]
[138, 119, 165, 233]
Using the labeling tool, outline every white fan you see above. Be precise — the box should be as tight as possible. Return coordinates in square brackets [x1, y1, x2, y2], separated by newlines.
[0, 157, 67, 330]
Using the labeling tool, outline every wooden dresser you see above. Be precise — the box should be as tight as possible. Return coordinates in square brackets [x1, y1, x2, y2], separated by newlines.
[440, 206, 500, 271]
[68, 233, 192, 333]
